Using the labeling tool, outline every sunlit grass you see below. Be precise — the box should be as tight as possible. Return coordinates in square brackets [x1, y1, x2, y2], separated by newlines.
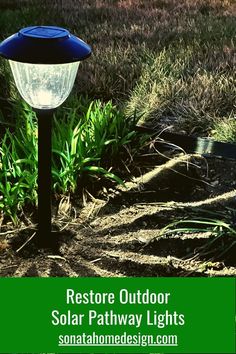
[211, 115, 236, 143]
[0, 1, 235, 136]
[126, 38, 235, 135]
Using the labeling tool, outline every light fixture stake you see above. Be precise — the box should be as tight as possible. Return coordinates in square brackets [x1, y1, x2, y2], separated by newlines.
[35, 108, 54, 247]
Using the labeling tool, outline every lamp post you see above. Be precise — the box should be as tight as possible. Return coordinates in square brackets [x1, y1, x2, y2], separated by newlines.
[0, 26, 91, 247]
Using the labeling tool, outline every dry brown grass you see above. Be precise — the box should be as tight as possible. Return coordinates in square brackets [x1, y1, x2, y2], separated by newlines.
[0, 0, 235, 138]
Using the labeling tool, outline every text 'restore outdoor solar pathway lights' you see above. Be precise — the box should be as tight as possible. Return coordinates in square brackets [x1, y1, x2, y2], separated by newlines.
[0, 26, 91, 247]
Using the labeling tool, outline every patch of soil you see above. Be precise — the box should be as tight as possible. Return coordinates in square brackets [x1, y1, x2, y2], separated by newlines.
[0, 154, 236, 277]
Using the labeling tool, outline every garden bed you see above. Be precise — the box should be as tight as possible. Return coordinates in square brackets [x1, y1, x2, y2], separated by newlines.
[1, 154, 235, 277]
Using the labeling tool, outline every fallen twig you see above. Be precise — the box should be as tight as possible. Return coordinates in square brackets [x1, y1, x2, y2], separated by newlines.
[16, 232, 36, 253]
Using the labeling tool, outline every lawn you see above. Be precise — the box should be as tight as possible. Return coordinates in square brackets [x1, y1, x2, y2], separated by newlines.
[0, 0, 235, 277]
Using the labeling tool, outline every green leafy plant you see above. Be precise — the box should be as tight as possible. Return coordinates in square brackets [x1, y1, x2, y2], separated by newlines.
[0, 97, 139, 223]
[52, 97, 137, 194]
[0, 107, 38, 223]
[161, 217, 236, 237]
[159, 208, 236, 260]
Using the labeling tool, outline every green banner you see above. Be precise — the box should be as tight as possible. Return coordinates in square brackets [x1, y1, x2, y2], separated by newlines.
[0, 278, 235, 353]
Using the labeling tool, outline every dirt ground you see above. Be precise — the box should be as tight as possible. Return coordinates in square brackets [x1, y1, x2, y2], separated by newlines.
[0, 149, 236, 278]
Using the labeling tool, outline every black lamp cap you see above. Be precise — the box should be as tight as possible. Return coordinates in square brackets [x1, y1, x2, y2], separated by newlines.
[0, 26, 92, 64]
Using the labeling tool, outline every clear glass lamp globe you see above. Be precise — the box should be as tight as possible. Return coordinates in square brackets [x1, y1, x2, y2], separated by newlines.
[9, 60, 80, 109]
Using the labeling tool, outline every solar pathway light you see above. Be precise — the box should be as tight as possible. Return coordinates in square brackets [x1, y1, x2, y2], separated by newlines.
[0, 26, 91, 247]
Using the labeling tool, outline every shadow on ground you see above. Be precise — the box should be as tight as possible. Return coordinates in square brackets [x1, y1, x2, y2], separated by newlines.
[1, 154, 236, 277]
